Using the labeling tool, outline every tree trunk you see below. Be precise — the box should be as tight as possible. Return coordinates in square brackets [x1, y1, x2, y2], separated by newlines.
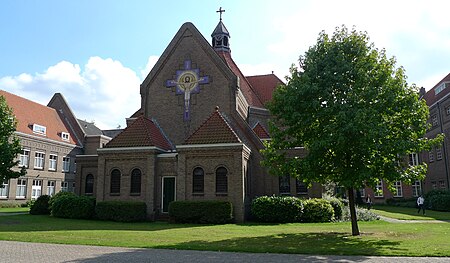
[347, 187, 360, 236]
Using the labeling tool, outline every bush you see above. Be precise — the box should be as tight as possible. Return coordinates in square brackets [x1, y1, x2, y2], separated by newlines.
[323, 195, 344, 220]
[385, 197, 417, 208]
[95, 201, 147, 222]
[428, 194, 450, 212]
[169, 200, 232, 224]
[30, 195, 50, 215]
[302, 199, 334, 223]
[251, 196, 303, 223]
[49, 191, 76, 210]
[341, 206, 380, 221]
[0, 202, 20, 208]
[51, 195, 95, 219]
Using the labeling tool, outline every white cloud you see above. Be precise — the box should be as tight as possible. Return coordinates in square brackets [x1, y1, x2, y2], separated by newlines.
[0, 57, 142, 129]
[140, 55, 160, 80]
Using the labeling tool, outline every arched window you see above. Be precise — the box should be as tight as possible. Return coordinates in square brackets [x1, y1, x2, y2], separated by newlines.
[130, 168, 141, 195]
[110, 169, 121, 194]
[85, 174, 94, 194]
[215, 167, 228, 193]
[192, 167, 204, 193]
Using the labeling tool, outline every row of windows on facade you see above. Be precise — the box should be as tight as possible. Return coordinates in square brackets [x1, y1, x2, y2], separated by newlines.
[0, 179, 74, 199]
[278, 175, 309, 195]
[370, 180, 422, 198]
[428, 146, 443, 162]
[19, 149, 71, 172]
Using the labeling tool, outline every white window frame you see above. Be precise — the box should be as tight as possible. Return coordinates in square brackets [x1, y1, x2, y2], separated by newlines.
[62, 157, 70, 172]
[32, 124, 46, 135]
[393, 181, 403, 197]
[47, 181, 56, 196]
[0, 180, 9, 198]
[446, 106, 450, 116]
[439, 180, 446, 189]
[431, 115, 438, 126]
[31, 180, 42, 200]
[409, 153, 419, 166]
[374, 181, 383, 197]
[359, 188, 366, 197]
[412, 180, 421, 197]
[436, 147, 443, 160]
[61, 181, 68, 192]
[19, 149, 30, 168]
[34, 152, 45, 170]
[431, 181, 437, 189]
[49, 154, 57, 171]
[16, 179, 27, 198]
[61, 132, 70, 141]
[429, 151, 435, 163]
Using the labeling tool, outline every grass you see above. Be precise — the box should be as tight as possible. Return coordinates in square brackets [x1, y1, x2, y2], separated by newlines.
[0, 207, 29, 213]
[0, 213, 449, 256]
[372, 206, 450, 221]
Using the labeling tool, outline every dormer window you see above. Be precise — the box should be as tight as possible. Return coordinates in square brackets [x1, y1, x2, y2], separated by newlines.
[32, 124, 46, 135]
[61, 132, 70, 141]
[435, 82, 450, 95]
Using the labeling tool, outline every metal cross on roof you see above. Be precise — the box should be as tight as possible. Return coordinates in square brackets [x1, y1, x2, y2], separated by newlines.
[217, 7, 225, 21]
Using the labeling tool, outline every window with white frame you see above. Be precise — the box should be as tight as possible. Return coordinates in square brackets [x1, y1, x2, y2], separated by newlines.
[409, 153, 419, 166]
[16, 179, 27, 198]
[34, 152, 45, 169]
[359, 188, 366, 197]
[393, 181, 403, 197]
[295, 179, 308, 195]
[429, 150, 435, 163]
[439, 180, 446, 189]
[62, 157, 70, 172]
[446, 107, 450, 116]
[61, 132, 70, 141]
[412, 180, 421, 197]
[374, 181, 383, 197]
[436, 147, 443, 160]
[49, 154, 57, 171]
[47, 181, 55, 196]
[32, 124, 46, 135]
[431, 115, 438, 127]
[431, 181, 437, 189]
[19, 149, 30, 168]
[435, 82, 449, 95]
[0, 180, 9, 198]
[31, 180, 42, 200]
[279, 175, 290, 195]
[61, 181, 68, 192]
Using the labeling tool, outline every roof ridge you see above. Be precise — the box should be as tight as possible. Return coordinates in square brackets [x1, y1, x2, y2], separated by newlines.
[151, 118, 175, 150]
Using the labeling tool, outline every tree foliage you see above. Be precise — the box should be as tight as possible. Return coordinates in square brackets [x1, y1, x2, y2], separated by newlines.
[262, 26, 442, 235]
[0, 95, 25, 182]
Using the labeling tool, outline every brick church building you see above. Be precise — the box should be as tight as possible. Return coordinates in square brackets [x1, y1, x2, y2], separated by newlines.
[75, 19, 322, 222]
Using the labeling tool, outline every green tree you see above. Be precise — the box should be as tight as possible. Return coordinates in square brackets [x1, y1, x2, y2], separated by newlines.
[263, 26, 442, 236]
[0, 95, 25, 183]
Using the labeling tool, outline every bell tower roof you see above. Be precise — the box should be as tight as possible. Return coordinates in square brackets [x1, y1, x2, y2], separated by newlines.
[211, 7, 230, 52]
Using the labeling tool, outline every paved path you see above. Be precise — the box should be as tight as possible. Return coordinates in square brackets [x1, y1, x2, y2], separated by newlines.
[378, 215, 450, 223]
[0, 240, 449, 263]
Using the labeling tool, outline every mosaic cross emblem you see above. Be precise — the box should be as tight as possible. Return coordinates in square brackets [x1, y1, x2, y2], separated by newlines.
[166, 60, 209, 121]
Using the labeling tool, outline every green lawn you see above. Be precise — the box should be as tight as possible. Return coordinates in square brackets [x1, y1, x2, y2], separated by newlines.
[0, 214, 449, 256]
[372, 206, 450, 221]
[0, 207, 29, 213]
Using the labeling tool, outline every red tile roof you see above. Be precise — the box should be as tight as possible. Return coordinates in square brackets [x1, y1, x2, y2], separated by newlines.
[216, 51, 264, 108]
[252, 122, 270, 139]
[246, 74, 284, 105]
[185, 107, 241, 144]
[104, 116, 172, 150]
[423, 73, 450, 106]
[0, 90, 78, 145]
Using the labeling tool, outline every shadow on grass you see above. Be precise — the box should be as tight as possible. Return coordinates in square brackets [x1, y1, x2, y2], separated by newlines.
[153, 232, 404, 256]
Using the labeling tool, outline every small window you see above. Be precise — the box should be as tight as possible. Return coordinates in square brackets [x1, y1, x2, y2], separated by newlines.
[32, 124, 46, 135]
[110, 169, 121, 194]
[439, 180, 446, 189]
[215, 167, 228, 193]
[412, 180, 421, 197]
[19, 149, 30, 168]
[431, 115, 438, 127]
[130, 169, 141, 195]
[49, 154, 57, 171]
[296, 179, 308, 195]
[436, 147, 443, 160]
[61, 181, 68, 192]
[34, 152, 45, 169]
[446, 107, 450, 116]
[393, 181, 403, 197]
[61, 132, 70, 141]
[429, 151, 435, 163]
[85, 174, 94, 194]
[16, 179, 27, 198]
[47, 181, 55, 196]
[431, 181, 437, 189]
[359, 188, 366, 198]
[192, 167, 204, 193]
[0, 180, 9, 198]
[435, 82, 448, 95]
[374, 180, 383, 197]
[409, 153, 419, 166]
[279, 175, 290, 195]
[62, 157, 70, 172]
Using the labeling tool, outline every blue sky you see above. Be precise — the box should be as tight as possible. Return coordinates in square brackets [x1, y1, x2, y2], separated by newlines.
[1, 0, 450, 129]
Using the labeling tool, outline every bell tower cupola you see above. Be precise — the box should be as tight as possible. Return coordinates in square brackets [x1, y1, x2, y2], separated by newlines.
[211, 7, 230, 52]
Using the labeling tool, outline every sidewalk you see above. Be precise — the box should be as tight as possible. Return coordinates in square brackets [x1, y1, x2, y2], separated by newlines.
[1, 240, 449, 263]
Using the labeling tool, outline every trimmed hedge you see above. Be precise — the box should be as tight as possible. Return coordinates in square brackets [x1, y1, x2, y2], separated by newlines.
[428, 194, 450, 212]
[385, 197, 417, 208]
[323, 195, 344, 220]
[169, 200, 233, 224]
[251, 196, 303, 223]
[49, 191, 76, 210]
[30, 195, 50, 215]
[95, 201, 147, 222]
[51, 195, 95, 219]
[302, 198, 334, 223]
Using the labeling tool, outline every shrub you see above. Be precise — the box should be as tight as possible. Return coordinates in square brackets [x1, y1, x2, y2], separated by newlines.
[30, 195, 50, 215]
[251, 196, 303, 223]
[96, 201, 147, 222]
[49, 191, 76, 210]
[425, 189, 449, 199]
[323, 195, 344, 220]
[385, 197, 417, 208]
[341, 206, 380, 221]
[169, 200, 232, 224]
[302, 198, 334, 223]
[0, 202, 20, 208]
[51, 195, 95, 219]
[428, 194, 450, 212]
